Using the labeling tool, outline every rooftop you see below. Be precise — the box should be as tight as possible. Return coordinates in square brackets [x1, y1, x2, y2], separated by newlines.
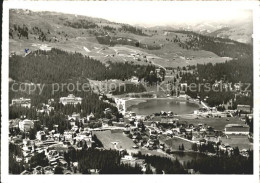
[225, 124, 249, 128]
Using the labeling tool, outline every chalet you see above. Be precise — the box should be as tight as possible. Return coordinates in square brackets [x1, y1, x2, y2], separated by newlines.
[64, 131, 74, 141]
[121, 155, 145, 169]
[36, 131, 46, 141]
[155, 68, 161, 74]
[59, 159, 68, 168]
[71, 125, 79, 132]
[180, 83, 188, 90]
[33, 166, 44, 174]
[237, 104, 251, 114]
[49, 158, 58, 166]
[68, 112, 80, 121]
[204, 135, 220, 144]
[39, 44, 52, 51]
[224, 124, 250, 135]
[75, 130, 92, 142]
[20, 170, 32, 175]
[69, 120, 76, 127]
[160, 111, 167, 116]
[234, 83, 242, 91]
[48, 144, 72, 155]
[60, 94, 82, 106]
[87, 112, 95, 121]
[53, 125, 59, 132]
[104, 108, 112, 114]
[18, 119, 34, 132]
[179, 91, 187, 98]
[123, 124, 131, 134]
[129, 111, 136, 118]
[167, 111, 173, 116]
[37, 104, 54, 114]
[130, 76, 139, 83]
[219, 144, 233, 152]
[11, 98, 31, 108]
[44, 166, 54, 174]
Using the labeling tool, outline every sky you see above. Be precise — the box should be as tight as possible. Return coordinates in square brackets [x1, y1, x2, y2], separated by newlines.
[12, 1, 253, 27]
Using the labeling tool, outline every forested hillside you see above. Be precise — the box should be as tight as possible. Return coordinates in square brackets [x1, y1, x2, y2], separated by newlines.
[181, 56, 253, 108]
[9, 48, 160, 83]
[173, 31, 252, 59]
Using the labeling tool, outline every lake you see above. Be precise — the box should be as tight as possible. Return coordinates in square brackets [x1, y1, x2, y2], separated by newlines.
[126, 99, 199, 115]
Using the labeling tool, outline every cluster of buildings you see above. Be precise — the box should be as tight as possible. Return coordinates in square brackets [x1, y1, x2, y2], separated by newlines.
[11, 98, 31, 108]
[18, 119, 35, 132]
[59, 94, 82, 106]
[37, 103, 54, 114]
[11, 94, 84, 110]
[10, 120, 94, 174]
[146, 130, 160, 150]
[9, 91, 253, 175]
[121, 107, 251, 156]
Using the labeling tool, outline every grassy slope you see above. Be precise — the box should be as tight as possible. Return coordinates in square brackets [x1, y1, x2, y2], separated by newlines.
[178, 116, 246, 131]
[159, 135, 194, 151]
[93, 130, 138, 152]
[10, 9, 231, 68]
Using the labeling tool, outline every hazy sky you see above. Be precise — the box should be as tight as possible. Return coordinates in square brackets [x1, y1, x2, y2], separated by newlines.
[14, 1, 253, 26]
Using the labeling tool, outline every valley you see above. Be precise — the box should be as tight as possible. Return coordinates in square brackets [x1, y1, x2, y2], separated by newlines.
[8, 9, 254, 175]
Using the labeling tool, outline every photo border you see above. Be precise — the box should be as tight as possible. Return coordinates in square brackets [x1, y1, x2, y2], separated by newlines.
[1, 1, 260, 183]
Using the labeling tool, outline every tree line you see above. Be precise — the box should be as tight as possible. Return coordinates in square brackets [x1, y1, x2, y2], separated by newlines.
[184, 150, 253, 174]
[133, 152, 187, 174]
[10, 48, 161, 83]
[180, 57, 253, 107]
[174, 30, 252, 59]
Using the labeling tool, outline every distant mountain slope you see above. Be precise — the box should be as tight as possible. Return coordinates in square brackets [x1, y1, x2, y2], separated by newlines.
[207, 22, 253, 44]
[164, 19, 253, 45]
[9, 9, 252, 69]
[9, 9, 147, 43]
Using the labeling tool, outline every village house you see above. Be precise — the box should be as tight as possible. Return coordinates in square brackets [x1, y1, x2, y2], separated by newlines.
[204, 135, 220, 144]
[39, 44, 52, 51]
[69, 119, 76, 127]
[60, 94, 82, 106]
[121, 155, 146, 171]
[50, 125, 58, 134]
[237, 104, 251, 114]
[33, 166, 44, 174]
[11, 98, 31, 108]
[20, 170, 32, 175]
[87, 112, 95, 121]
[234, 83, 242, 91]
[36, 131, 46, 141]
[130, 76, 139, 83]
[219, 144, 233, 153]
[64, 131, 75, 141]
[179, 91, 187, 99]
[68, 112, 81, 121]
[180, 83, 188, 91]
[18, 119, 34, 132]
[44, 166, 54, 174]
[37, 103, 54, 115]
[104, 108, 112, 114]
[123, 124, 131, 134]
[129, 111, 136, 118]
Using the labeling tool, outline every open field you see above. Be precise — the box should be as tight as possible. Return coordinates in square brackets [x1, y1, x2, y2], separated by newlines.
[93, 130, 138, 153]
[220, 135, 253, 150]
[159, 135, 194, 151]
[10, 28, 233, 70]
[178, 116, 245, 131]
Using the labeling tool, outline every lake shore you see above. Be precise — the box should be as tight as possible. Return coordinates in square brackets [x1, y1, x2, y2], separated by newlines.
[125, 97, 202, 115]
